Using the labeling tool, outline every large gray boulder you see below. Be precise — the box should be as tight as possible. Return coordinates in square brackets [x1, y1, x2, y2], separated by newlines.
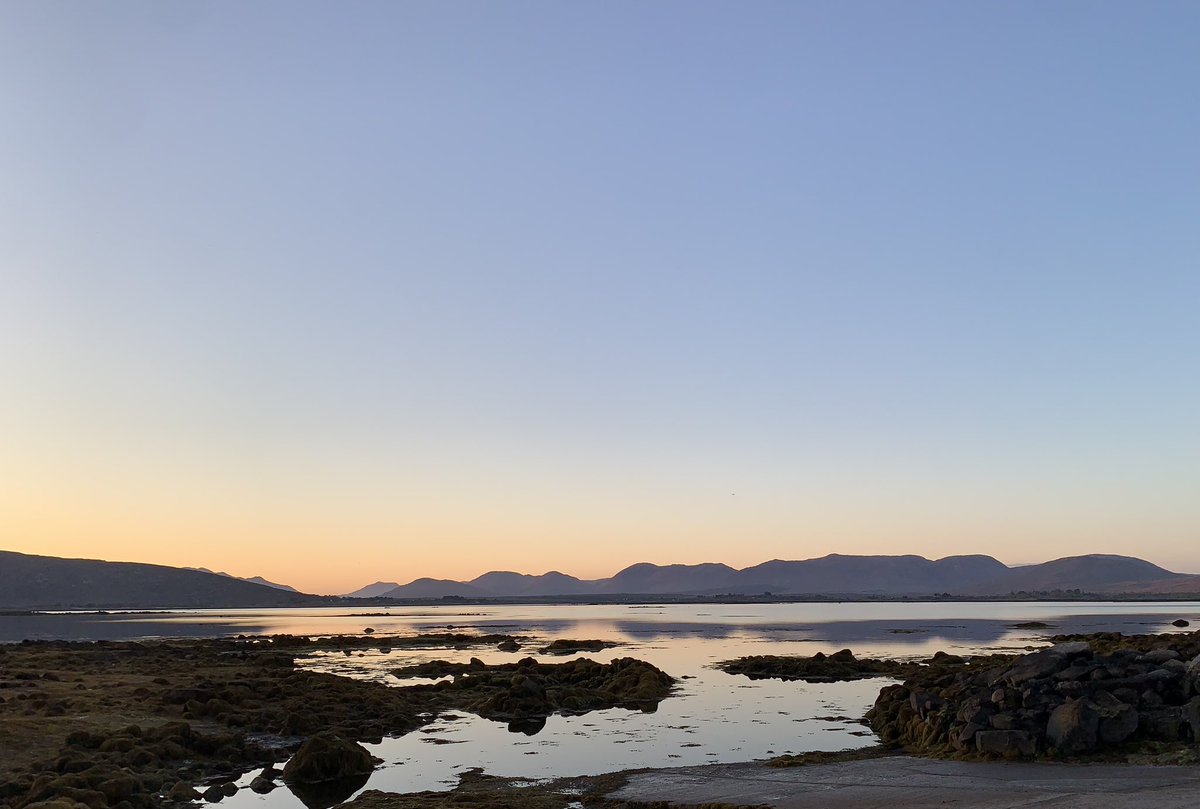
[1184, 697, 1200, 740]
[1001, 642, 1091, 686]
[1046, 699, 1099, 754]
[1093, 691, 1138, 745]
[976, 730, 1035, 757]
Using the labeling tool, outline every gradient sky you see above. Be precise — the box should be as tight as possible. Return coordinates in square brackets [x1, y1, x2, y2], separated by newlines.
[2, 2, 1198, 594]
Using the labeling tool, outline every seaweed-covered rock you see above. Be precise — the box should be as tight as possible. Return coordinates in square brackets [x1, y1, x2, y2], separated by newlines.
[282, 734, 376, 784]
[392, 656, 673, 725]
[717, 650, 924, 683]
[538, 639, 617, 655]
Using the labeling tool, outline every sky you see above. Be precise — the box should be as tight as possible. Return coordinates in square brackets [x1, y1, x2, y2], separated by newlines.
[1, 2, 1198, 595]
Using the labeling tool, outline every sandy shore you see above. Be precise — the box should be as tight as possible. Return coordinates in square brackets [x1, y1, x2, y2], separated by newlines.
[608, 755, 1200, 808]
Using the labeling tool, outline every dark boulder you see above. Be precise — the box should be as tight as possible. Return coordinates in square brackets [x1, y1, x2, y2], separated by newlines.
[1046, 699, 1099, 754]
[1138, 708, 1185, 741]
[976, 730, 1035, 757]
[249, 776, 276, 794]
[1183, 697, 1200, 740]
[1141, 649, 1180, 664]
[1092, 691, 1138, 745]
[281, 733, 376, 784]
[1001, 642, 1090, 686]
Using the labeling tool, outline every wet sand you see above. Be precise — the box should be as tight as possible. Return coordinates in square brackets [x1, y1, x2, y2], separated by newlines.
[609, 755, 1200, 808]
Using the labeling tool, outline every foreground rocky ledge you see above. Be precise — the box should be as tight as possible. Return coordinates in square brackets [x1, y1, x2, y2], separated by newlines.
[0, 635, 674, 809]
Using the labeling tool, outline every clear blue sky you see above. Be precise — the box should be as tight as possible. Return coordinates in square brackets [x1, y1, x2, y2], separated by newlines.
[2, 2, 1197, 592]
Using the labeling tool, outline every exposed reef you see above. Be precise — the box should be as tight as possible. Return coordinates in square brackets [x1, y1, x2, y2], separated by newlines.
[538, 639, 620, 655]
[716, 649, 965, 683]
[391, 656, 675, 733]
[0, 635, 674, 809]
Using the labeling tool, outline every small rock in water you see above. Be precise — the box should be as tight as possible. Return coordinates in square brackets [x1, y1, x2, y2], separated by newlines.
[363, 627, 375, 634]
[1172, 619, 1190, 627]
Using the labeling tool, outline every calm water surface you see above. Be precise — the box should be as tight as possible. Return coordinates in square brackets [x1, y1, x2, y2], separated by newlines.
[7, 602, 1198, 806]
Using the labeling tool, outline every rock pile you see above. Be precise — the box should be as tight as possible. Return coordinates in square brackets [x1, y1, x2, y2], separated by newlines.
[867, 635, 1200, 759]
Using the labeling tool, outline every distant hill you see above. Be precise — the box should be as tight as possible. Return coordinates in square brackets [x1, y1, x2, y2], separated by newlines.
[370, 553, 1200, 599]
[0, 550, 318, 609]
[725, 554, 1009, 596]
[343, 581, 403, 598]
[600, 562, 739, 594]
[382, 578, 492, 599]
[468, 570, 592, 597]
[964, 554, 1191, 595]
[190, 568, 299, 593]
[239, 576, 299, 593]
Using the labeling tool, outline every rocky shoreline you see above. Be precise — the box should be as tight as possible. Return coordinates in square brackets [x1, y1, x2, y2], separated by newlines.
[866, 631, 1200, 761]
[0, 635, 674, 809]
[4, 629, 1200, 809]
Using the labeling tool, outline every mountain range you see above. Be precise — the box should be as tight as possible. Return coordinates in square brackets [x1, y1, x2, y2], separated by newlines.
[360, 553, 1200, 599]
[2, 549, 1198, 610]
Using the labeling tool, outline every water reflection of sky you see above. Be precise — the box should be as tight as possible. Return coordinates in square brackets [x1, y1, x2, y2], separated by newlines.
[5, 603, 1198, 808]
